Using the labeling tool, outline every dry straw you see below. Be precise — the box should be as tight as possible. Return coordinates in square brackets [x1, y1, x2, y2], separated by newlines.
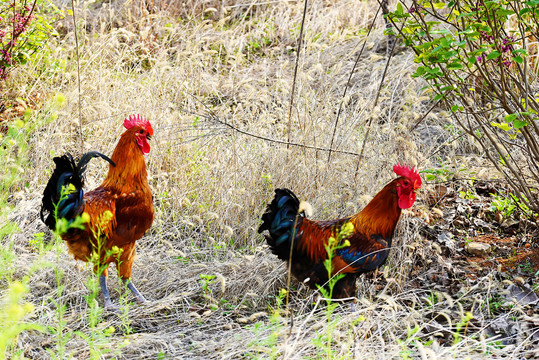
[2, 0, 534, 359]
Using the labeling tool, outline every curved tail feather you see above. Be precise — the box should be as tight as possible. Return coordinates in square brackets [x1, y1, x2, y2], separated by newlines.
[40, 151, 115, 231]
[258, 188, 301, 260]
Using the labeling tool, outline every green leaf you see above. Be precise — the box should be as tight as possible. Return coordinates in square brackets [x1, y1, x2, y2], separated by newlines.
[447, 62, 463, 70]
[513, 119, 528, 128]
[505, 114, 517, 122]
[496, 8, 514, 17]
[513, 49, 528, 55]
[491, 122, 512, 131]
[487, 51, 501, 60]
[431, 29, 451, 34]
[476, 47, 488, 54]
[414, 66, 426, 76]
[514, 56, 523, 64]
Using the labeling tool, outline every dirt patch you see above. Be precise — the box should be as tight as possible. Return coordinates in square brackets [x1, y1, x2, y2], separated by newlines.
[462, 234, 539, 274]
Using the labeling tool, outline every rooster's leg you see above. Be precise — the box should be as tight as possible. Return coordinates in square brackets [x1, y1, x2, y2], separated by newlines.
[99, 274, 116, 309]
[123, 279, 146, 303]
[117, 245, 146, 303]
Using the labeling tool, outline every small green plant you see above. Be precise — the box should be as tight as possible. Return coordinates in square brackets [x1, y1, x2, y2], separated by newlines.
[424, 291, 440, 308]
[396, 325, 434, 360]
[453, 311, 474, 345]
[83, 234, 129, 357]
[491, 193, 517, 218]
[317, 222, 354, 301]
[199, 274, 217, 307]
[0, 280, 43, 359]
[485, 339, 506, 355]
[47, 188, 92, 358]
[518, 261, 534, 275]
[491, 191, 537, 219]
[508, 192, 538, 218]
[396, 325, 419, 360]
[0, 239, 16, 283]
[28, 232, 47, 253]
[421, 162, 454, 182]
[459, 189, 477, 201]
[311, 222, 355, 358]
[486, 294, 505, 316]
[246, 288, 287, 359]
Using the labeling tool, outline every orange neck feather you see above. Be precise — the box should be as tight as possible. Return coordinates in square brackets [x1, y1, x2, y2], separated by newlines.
[101, 129, 148, 189]
[350, 178, 402, 241]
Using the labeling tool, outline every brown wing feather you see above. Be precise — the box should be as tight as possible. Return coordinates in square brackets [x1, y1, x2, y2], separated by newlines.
[296, 217, 390, 276]
[111, 189, 154, 247]
[295, 217, 349, 262]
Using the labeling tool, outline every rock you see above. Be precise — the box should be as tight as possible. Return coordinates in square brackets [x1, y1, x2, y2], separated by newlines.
[506, 284, 539, 306]
[465, 242, 491, 256]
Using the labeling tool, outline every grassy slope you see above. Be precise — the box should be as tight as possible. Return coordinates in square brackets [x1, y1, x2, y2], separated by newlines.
[0, 0, 537, 359]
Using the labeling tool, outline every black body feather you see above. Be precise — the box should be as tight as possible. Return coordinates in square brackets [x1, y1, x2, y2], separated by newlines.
[40, 151, 115, 231]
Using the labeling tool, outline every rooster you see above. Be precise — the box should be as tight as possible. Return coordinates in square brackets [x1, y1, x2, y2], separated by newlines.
[40, 114, 154, 309]
[258, 164, 422, 299]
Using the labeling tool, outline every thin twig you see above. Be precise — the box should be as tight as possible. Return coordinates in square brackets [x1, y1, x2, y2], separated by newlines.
[71, 0, 84, 154]
[327, 5, 382, 163]
[287, 0, 309, 149]
[192, 109, 362, 156]
[179, 97, 363, 156]
[410, 99, 441, 132]
[354, 1, 400, 182]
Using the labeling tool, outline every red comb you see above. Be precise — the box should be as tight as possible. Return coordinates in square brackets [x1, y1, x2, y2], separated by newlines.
[393, 163, 422, 188]
[123, 114, 153, 135]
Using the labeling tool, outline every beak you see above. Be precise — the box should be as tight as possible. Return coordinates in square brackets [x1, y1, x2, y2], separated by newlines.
[146, 134, 152, 141]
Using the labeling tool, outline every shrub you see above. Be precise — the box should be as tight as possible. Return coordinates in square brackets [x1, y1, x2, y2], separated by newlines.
[0, 0, 60, 83]
[389, 0, 539, 214]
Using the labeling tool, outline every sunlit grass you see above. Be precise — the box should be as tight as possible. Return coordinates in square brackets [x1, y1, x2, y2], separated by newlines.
[0, 0, 533, 358]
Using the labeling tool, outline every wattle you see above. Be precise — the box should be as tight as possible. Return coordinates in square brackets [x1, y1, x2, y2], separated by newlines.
[398, 192, 416, 209]
[137, 137, 151, 154]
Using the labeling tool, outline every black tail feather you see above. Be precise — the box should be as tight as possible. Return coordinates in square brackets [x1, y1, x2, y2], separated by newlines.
[77, 151, 115, 174]
[258, 188, 301, 260]
[40, 151, 114, 231]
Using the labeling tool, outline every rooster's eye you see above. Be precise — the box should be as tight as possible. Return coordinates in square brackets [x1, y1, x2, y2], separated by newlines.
[139, 130, 144, 134]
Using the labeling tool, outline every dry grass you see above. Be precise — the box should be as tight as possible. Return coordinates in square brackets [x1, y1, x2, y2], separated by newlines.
[1, 0, 537, 359]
